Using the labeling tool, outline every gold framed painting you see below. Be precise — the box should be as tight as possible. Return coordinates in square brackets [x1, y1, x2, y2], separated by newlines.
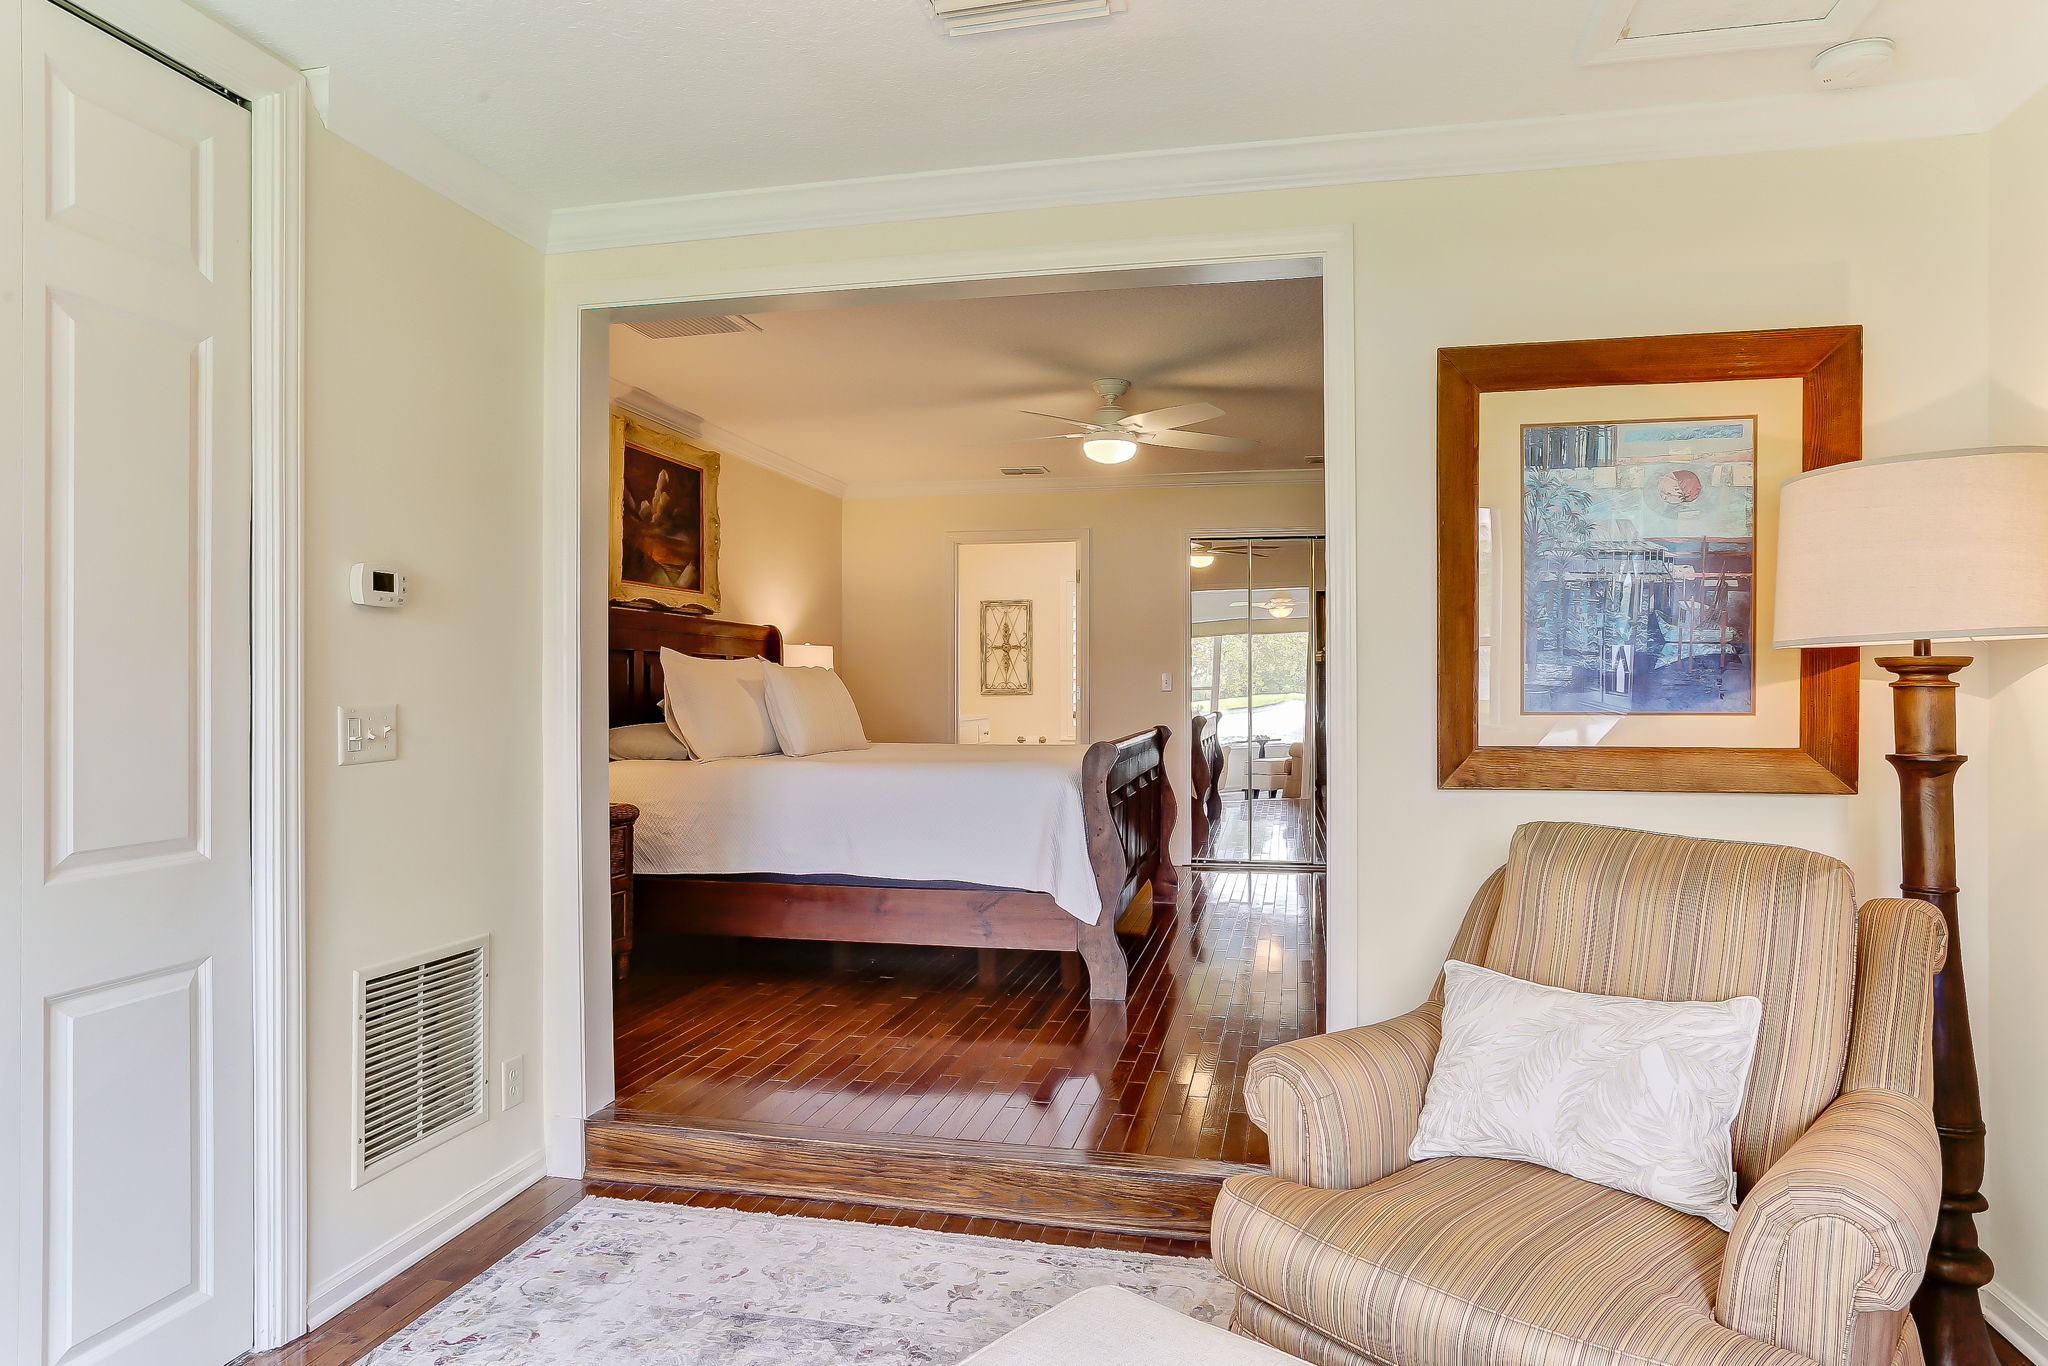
[610, 411, 721, 614]
[1437, 327, 1862, 793]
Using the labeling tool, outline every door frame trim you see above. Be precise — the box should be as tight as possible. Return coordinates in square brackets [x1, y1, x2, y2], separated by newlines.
[540, 225, 1361, 1177]
[65, 0, 310, 1348]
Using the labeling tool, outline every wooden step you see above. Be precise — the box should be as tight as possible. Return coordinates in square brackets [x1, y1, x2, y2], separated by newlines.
[586, 1108, 1257, 1243]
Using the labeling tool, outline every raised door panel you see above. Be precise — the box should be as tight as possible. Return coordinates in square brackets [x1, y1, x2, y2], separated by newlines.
[44, 294, 207, 877]
[44, 967, 209, 1363]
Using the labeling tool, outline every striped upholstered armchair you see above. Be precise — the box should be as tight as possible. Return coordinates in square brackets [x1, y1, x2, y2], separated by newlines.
[1215, 821, 1946, 1366]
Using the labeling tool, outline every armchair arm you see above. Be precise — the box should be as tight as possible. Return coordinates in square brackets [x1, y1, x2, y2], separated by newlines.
[1716, 1089, 1941, 1366]
[1244, 1004, 1441, 1189]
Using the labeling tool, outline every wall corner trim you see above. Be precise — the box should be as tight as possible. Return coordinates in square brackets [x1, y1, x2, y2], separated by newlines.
[1986, 1286, 2048, 1365]
[303, 67, 552, 249]
[545, 79, 1985, 254]
[305, 1151, 550, 1328]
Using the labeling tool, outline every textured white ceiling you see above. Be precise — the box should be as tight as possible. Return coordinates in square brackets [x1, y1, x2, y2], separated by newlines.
[194, 0, 2014, 211]
[610, 276, 1322, 488]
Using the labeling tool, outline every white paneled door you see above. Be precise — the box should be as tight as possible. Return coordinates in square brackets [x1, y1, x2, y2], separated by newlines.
[4, 3, 256, 1364]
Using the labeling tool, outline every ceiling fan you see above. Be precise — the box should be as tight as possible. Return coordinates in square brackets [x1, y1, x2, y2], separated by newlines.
[1014, 378, 1259, 465]
[1230, 592, 1300, 619]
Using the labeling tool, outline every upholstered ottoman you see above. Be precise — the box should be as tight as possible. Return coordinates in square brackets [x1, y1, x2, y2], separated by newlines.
[958, 1286, 1307, 1364]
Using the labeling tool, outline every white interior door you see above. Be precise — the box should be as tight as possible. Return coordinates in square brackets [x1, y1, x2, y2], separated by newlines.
[4, 3, 254, 1362]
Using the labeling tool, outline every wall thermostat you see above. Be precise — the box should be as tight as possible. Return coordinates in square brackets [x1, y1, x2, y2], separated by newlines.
[349, 563, 408, 608]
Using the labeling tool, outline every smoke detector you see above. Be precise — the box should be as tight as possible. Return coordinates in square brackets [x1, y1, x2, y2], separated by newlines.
[929, 0, 1125, 37]
[1811, 36, 1896, 90]
[625, 314, 762, 340]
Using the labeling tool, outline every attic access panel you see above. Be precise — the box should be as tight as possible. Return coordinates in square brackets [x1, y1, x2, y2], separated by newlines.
[1581, 0, 1880, 63]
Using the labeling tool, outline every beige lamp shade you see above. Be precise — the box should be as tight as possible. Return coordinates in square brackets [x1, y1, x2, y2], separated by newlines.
[1774, 446, 2048, 648]
[782, 643, 835, 669]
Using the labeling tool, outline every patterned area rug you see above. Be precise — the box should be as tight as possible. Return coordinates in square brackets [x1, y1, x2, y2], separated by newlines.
[363, 1197, 1236, 1364]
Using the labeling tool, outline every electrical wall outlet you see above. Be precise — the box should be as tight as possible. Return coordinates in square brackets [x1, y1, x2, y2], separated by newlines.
[501, 1055, 525, 1110]
[337, 704, 399, 765]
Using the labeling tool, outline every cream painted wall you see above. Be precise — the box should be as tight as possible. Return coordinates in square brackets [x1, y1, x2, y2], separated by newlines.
[712, 455, 842, 650]
[955, 540, 1079, 745]
[551, 134, 1993, 1024]
[840, 482, 1325, 858]
[1981, 82, 2048, 1355]
[302, 129, 544, 1308]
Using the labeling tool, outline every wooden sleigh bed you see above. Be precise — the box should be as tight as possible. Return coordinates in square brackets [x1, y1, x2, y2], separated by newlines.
[608, 603, 1176, 1001]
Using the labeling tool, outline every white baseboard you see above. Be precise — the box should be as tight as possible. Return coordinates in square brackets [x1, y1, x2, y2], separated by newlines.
[1986, 1286, 2048, 1364]
[307, 1150, 550, 1327]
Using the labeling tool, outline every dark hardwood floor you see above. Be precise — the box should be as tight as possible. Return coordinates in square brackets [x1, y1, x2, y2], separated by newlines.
[1194, 795, 1325, 867]
[609, 869, 1322, 1163]
[588, 869, 1324, 1239]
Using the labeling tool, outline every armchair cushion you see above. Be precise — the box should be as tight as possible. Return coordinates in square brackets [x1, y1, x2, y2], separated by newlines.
[1214, 1160, 1806, 1366]
[1410, 962, 1763, 1229]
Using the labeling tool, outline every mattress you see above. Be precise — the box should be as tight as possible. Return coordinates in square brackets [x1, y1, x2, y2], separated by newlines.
[606, 743, 1105, 924]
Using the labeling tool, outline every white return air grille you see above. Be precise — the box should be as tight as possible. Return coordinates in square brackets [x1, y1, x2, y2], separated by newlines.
[625, 314, 762, 340]
[929, 0, 1124, 37]
[355, 937, 489, 1183]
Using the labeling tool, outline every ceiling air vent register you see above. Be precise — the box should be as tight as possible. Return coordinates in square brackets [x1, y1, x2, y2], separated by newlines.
[626, 315, 763, 340]
[1581, 0, 1881, 63]
[929, 0, 1125, 37]
[355, 938, 489, 1183]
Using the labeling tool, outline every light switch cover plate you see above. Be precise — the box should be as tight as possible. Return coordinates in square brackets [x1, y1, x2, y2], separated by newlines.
[338, 704, 399, 765]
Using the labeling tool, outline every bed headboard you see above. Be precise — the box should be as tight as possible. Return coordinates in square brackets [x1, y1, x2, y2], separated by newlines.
[608, 603, 783, 727]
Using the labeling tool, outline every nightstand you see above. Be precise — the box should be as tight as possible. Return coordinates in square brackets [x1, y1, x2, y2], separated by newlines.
[609, 803, 638, 980]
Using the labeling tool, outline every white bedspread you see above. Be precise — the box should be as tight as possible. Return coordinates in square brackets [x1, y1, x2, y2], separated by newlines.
[607, 743, 1105, 924]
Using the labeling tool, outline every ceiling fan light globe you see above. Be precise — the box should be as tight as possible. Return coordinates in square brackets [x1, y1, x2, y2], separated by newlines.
[1083, 437, 1139, 464]
[1267, 603, 1295, 618]
[1189, 552, 1216, 569]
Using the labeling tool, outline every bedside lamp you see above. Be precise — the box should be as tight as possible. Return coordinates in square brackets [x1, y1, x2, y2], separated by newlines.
[782, 643, 835, 670]
[1775, 446, 2048, 1366]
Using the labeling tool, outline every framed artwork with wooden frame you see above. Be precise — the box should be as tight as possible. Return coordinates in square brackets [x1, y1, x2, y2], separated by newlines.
[610, 410, 722, 614]
[1437, 326, 1861, 793]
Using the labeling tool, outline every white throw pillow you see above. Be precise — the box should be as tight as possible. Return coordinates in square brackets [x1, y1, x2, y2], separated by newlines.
[760, 660, 870, 757]
[1410, 961, 1762, 1230]
[608, 722, 693, 762]
[658, 647, 781, 761]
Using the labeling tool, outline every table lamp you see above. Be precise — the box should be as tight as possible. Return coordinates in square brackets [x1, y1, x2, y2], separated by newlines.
[1775, 446, 2048, 1366]
[782, 643, 835, 670]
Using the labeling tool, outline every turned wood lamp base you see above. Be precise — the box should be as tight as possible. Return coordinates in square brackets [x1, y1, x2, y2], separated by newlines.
[1880, 647, 1998, 1366]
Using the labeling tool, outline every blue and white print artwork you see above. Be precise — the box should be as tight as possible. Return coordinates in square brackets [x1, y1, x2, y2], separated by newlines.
[1521, 418, 1756, 716]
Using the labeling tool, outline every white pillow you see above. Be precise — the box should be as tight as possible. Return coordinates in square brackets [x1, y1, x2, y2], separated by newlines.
[608, 722, 693, 761]
[658, 647, 780, 761]
[1409, 961, 1762, 1230]
[760, 660, 870, 757]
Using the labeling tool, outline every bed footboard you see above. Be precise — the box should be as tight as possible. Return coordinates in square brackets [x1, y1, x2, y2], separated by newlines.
[1076, 725, 1177, 1001]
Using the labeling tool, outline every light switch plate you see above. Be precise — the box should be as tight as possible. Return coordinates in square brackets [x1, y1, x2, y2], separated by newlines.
[338, 704, 399, 765]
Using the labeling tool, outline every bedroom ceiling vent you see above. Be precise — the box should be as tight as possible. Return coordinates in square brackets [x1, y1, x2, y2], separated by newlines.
[625, 314, 763, 340]
[355, 937, 489, 1184]
[999, 465, 1052, 477]
[1581, 0, 1880, 63]
[929, 0, 1125, 37]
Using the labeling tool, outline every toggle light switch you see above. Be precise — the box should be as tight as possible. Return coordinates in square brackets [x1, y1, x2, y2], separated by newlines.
[337, 705, 399, 766]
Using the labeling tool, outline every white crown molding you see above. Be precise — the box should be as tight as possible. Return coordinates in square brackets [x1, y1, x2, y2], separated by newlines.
[608, 383, 848, 498]
[303, 68, 550, 249]
[844, 466, 1322, 500]
[547, 79, 1984, 254]
[1986, 1286, 2048, 1365]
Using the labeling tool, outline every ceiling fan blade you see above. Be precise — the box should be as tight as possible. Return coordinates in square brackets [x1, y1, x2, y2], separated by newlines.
[1138, 429, 1261, 454]
[1015, 409, 1094, 428]
[1125, 402, 1224, 431]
